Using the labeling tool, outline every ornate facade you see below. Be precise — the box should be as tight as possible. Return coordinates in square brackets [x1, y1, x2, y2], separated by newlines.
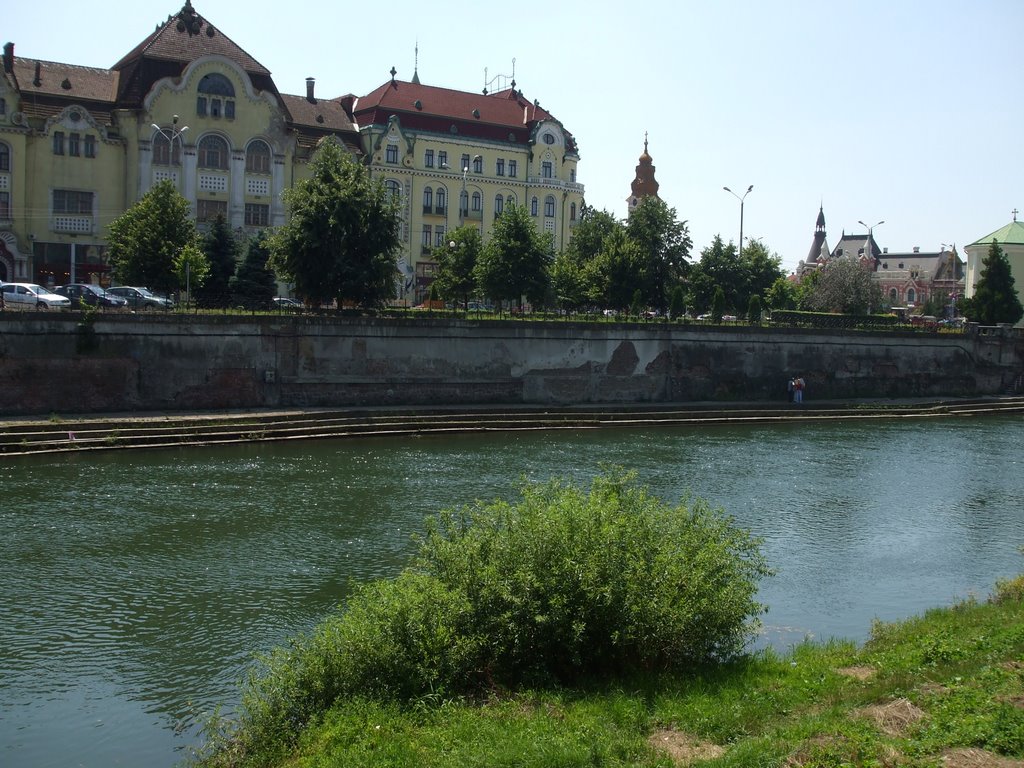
[0, 2, 583, 301]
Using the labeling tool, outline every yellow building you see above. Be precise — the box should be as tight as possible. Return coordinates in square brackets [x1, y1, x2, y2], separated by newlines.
[353, 71, 583, 303]
[0, 2, 583, 302]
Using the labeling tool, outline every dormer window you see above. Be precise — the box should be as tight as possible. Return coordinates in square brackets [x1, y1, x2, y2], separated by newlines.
[197, 73, 235, 120]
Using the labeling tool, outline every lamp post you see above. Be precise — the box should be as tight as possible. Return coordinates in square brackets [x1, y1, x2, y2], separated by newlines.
[942, 243, 958, 319]
[858, 219, 884, 314]
[723, 185, 753, 260]
[151, 115, 189, 304]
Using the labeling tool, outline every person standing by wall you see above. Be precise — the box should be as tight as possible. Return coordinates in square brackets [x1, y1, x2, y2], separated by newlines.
[794, 375, 805, 404]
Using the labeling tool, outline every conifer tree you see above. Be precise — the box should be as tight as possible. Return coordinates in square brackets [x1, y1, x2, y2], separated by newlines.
[966, 239, 1023, 325]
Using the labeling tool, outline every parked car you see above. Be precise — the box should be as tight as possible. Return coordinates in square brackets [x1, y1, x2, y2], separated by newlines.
[55, 283, 129, 308]
[106, 286, 175, 310]
[0, 282, 72, 309]
[272, 296, 303, 310]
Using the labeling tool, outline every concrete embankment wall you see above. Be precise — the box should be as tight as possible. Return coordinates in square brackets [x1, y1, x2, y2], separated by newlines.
[0, 314, 1020, 416]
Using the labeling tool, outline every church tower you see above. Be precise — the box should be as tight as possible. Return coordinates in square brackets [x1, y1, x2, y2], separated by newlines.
[626, 133, 660, 215]
[797, 205, 830, 276]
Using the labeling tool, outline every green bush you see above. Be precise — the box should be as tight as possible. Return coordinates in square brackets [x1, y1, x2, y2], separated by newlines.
[207, 470, 770, 764]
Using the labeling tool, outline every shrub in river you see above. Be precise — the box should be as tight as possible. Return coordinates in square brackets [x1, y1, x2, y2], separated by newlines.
[205, 469, 770, 765]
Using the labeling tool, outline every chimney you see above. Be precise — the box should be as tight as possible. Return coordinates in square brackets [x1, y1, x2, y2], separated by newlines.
[913, 246, 920, 253]
[339, 94, 356, 119]
[883, 247, 888, 254]
[3, 43, 13, 74]
[33, 60, 41, 86]
[305, 77, 316, 103]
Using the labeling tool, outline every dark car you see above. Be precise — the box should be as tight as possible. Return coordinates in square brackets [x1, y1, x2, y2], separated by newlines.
[55, 283, 129, 309]
[106, 286, 175, 310]
[272, 296, 303, 310]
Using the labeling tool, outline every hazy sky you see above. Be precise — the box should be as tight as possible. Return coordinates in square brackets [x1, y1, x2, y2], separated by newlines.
[5, 0, 1020, 272]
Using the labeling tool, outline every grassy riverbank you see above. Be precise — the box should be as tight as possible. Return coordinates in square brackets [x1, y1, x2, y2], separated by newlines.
[197, 575, 1024, 768]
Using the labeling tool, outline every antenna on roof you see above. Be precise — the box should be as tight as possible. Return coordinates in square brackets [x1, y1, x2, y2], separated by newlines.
[412, 40, 420, 85]
[483, 58, 516, 95]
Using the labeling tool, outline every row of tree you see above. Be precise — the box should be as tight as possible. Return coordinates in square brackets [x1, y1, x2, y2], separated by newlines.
[104, 138, 1023, 325]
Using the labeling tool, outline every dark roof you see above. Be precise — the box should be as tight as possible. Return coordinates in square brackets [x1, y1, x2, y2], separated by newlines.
[354, 78, 578, 152]
[278, 93, 361, 153]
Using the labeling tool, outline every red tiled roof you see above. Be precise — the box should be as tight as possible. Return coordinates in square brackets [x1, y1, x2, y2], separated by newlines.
[279, 93, 357, 134]
[12, 58, 119, 104]
[354, 79, 577, 152]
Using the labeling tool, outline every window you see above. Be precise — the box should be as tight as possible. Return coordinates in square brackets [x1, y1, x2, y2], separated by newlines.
[84, 135, 96, 158]
[508, 160, 517, 178]
[461, 154, 470, 172]
[531, 197, 538, 216]
[496, 158, 505, 176]
[69, 133, 80, 157]
[434, 226, 446, 248]
[544, 195, 555, 217]
[53, 189, 93, 214]
[570, 169, 576, 183]
[424, 149, 434, 168]
[460, 190, 468, 216]
[385, 144, 398, 164]
[0, 143, 9, 171]
[907, 288, 916, 304]
[244, 203, 269, 227]
[198, 73, 235, 119]
[385, 179, 401, 201]
[438, 151, 447, 168]
[246, 141, 271, 173]
[471, 191, 481, 212]
[495, 194, 504, 216]
[0, 97, 5, 116]
[422, 225, 432, 246]
[473, 156, 483, 174]
[507, 193, 516, 207]
[198, 135, 229, 169]
[570, 202, 576, 221]
[542, 133, 555, 145]
[153, 134, 181, 166]
[196, 199, 227, 222]
[422, 186, 433, 212]
[436, 187, 446, 214]
[890, 288, 898, 302]
[0, 192, 10, 219]
[542, 161, 553, 179]
[53, 131, 65, 155]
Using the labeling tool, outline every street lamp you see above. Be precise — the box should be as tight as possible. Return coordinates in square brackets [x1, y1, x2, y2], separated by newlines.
[857, 219, 884, 261]
[152, 115, 189, 304]
[942, 243, 959, 319]
[723, 185, 753, 260]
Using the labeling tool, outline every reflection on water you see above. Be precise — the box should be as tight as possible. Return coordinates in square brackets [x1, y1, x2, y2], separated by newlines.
[1, 416, 1023, 767]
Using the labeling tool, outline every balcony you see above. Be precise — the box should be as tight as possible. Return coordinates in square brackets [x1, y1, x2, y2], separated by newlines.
[51, 215, 94, 235]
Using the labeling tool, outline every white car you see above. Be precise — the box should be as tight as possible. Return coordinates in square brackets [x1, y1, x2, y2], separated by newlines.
[0, 282, 72, 309]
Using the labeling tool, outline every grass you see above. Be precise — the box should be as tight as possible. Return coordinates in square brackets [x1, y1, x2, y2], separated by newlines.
[197, 578, 1024, 768]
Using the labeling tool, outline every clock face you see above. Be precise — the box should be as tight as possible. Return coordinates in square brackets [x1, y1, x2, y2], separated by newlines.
[543, 133, 555, 144]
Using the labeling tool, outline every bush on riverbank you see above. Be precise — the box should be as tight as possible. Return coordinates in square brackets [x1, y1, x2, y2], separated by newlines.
[196, 470, 771, 766]
[196, 562, 1024, 768]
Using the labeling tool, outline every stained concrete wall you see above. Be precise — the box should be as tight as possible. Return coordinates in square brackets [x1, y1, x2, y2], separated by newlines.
[0, 314, 1020, 415]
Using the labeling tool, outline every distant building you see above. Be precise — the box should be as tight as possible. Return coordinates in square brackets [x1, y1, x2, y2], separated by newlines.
[965, 212, 1024, 314]
[626, 133, 659, 215]
[795, 205, 964, 310]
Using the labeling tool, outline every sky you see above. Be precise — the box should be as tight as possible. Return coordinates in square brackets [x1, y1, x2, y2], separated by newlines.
[5, 0, 1021, 273]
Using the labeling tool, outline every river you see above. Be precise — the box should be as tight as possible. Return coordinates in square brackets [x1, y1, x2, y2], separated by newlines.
[1, 415, 1022, 767]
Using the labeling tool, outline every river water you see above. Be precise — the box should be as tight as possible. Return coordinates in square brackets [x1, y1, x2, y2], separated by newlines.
[1, 415, 1023, 767]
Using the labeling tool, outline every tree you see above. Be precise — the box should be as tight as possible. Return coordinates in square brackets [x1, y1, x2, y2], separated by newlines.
[741, 239, 786, 309]
[196, 214, 240, 308]
[625, 197, 692, 312]
[688, 236, 739, 313]
[765, 276, 797, 310]
[551, 207, 623, 311]
[668, 285, 685, 320]
[230, 231, 278, 310]
[173, 244, 210, 302]
[586, 226, 645, 311]
[432, 225, 482, 309]
[475, 203, 552, 309]
[106, 179, 199, 295]
[805, 256, 882, 315]
[269, 140, 400, 309]
[747, 294, 762, 323]
[964, 239, 1023, 325]
[711, 286, 726, 323]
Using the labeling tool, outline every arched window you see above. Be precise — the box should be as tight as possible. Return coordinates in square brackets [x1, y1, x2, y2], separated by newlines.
[385, 179, 401, 201]
[544, 195, 555, 217]
[495, 194, 504, 216]
[907, 288, 916, 304]
[531, 197, 538, 216]
[197, 73, 235, 119]
[889, 288, 898, 303]
[422, 186, 433, 212]
[245, 140, 271, 173]
[436, 187, 446, 213]
[471, 191, 481, 212]
[152, 133, 182, 166]
[507, 193, 516, 208]
[198, 135, 229, 169]
[0, 141, 10, 172]
[570, 203, 577, 221]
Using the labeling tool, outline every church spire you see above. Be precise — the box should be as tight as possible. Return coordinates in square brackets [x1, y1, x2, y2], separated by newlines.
[626, 132, 660, 215]
[411, 41, 420, 85]
[805, 204, 829, 264]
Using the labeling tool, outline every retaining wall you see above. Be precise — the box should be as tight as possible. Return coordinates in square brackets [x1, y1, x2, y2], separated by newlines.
[0, 314, 1020, 415]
